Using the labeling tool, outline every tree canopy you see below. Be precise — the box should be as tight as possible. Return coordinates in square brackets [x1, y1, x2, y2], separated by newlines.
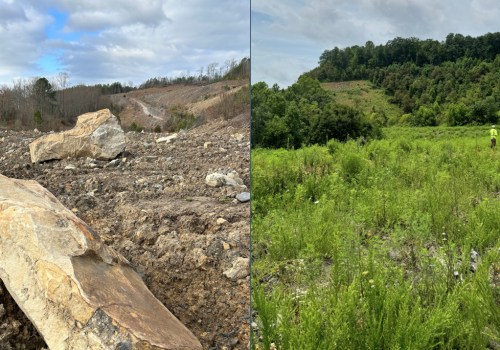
[305, 32, 500, 126]
[251, 76, 381, 148]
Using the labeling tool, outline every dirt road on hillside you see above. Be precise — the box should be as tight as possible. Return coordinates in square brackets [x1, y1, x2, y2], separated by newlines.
[131, 98, 164, 121]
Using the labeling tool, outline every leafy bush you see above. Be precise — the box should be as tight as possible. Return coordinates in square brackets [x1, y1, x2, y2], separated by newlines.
[129, 122, 143, 132]
[340, 153, 364, 181]
[326, 139, 342, 154]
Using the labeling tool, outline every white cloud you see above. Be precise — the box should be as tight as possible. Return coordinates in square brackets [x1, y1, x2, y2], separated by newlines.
[252, 0, 500, 87]
[0, 3, 51, 81]
[0, 0, 249, 86]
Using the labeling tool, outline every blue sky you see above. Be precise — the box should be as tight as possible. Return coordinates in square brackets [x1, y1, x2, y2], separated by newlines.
[252, 0, 500, 87]
[0, 0, 249, 86]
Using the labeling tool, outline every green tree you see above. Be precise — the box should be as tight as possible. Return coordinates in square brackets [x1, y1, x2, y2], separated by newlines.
[33, 110, 42, 127]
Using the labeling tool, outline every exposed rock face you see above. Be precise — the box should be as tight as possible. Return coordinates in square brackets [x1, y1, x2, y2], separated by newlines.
[0, 174, 202, 350]
[29, 109, 125, 163]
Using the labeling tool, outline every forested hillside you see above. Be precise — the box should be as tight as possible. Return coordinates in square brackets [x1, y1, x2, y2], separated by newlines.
[305, 33, 500, 126]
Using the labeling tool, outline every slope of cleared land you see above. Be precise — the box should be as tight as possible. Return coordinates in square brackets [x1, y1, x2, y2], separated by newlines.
[322, 80, 403, 123]
[110, 80, 249, 132]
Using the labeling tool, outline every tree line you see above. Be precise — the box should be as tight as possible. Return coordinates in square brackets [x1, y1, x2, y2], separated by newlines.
[139, 57, 250, 89]
[0, 77, 132, 130]
[308, 33, 500, 81]
[0, 57, 249, 130]
[252, 76, 381, 149]
[305, 32, 500, 126]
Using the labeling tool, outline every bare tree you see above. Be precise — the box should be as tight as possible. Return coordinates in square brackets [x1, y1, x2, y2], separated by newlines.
[56, 72, 69, 118]
[206, 62, 219, 80]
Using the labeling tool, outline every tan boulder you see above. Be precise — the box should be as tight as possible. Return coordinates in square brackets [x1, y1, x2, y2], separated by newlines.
[29, 109, 126, 163]
[0, 174, 202, 350]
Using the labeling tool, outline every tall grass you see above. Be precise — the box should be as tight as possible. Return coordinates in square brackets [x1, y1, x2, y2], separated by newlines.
[252, 126, 500, 349]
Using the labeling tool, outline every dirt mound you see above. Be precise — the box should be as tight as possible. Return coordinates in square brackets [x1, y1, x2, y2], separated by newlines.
[0, 118, 250, 349]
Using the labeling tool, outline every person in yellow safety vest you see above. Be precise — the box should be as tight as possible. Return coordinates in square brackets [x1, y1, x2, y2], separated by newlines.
[490, 125, 498, 148]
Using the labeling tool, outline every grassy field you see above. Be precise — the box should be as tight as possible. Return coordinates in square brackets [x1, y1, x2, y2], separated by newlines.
[251, 126, 500, 349]
[322, 80, 403, 124]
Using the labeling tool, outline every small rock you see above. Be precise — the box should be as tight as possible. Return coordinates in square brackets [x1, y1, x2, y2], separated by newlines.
[64, 164, 77, 170]
[223, 257, 249, 280]
[231, 133, 244, 142]
[156, 134, 178, 143]
[236, 192, 250, 203]
[204, 142, 212, 149]
[222, 242, 230, 250]
[106, 159, 120, 167]
[230, 337, 239, 347]
[216, 218, 228, 225]
[173, 175, 184, 183]
[152, 184, 163, 191]
[205, 172, 246, 189]
[470, 249, 479, 272]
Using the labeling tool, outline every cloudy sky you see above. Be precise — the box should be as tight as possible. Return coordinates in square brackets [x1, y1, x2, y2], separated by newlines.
[0, 0, 249, 86]
[252, 0, 500, 87]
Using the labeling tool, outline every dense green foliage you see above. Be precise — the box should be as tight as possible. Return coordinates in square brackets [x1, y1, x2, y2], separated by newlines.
[252, 127, 500, 349]
[322, 81, 404, 126]
[309, 33, 500, 81]
[251, 76, 381, 148]
[306, 33, 500, 126]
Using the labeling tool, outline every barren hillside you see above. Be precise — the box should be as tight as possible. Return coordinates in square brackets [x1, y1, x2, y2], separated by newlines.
[108, 80, 249, 132]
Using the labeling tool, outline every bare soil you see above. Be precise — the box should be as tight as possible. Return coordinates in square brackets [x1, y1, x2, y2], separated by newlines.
[0, 113, 250, 349]
[110, 80, 248, 131]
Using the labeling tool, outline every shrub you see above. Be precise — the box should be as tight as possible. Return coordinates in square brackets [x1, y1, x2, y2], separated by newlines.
[326, 138, 342, 155]
[129, 122, 143, 132]
[341, 153, 364, 181]
[33, 110, 42, 127]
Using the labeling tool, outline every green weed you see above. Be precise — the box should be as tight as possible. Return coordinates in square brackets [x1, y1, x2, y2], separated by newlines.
[252, 126, 500, 349]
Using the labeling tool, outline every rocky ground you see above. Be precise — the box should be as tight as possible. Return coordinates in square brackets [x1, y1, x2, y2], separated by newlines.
[0, 115, 250, 349]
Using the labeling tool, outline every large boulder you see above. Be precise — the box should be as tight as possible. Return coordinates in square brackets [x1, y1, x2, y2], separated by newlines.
[29, 109, 126, 163]
[0, 174, 202, 350]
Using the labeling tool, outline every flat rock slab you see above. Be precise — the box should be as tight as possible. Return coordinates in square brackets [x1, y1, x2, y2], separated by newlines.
[0, 174, 202, 350]
[29, 109, 126, 163]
